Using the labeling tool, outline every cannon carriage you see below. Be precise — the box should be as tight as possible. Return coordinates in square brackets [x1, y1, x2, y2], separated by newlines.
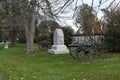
[68, 38, 107, 62]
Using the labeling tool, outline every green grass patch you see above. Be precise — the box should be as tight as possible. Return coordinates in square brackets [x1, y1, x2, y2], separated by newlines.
[0, 44, 120, 80]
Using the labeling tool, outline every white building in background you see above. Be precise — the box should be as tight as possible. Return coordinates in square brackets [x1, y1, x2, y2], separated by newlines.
[73, 34, 103, 44]
[72, 28, 103, 44]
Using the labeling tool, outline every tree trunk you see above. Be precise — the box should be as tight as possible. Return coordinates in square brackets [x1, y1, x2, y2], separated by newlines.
[10, 34, 17, 47]
[25, 14, 36, 53]
[26, 31, 35, 53]
[25, 0, 36, 53]
[25, 23, 35, 53]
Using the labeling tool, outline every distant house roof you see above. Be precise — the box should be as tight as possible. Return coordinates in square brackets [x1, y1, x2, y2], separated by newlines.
[75, 26, 102, 37]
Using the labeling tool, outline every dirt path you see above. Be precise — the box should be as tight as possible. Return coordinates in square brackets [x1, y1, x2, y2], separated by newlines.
[0, 76, 3, 80]
[0, 75, 3, 80]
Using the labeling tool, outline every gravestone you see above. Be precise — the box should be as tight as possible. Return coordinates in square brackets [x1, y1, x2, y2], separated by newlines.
[4, 41, 8, 49]
[48, 29, 69, 54]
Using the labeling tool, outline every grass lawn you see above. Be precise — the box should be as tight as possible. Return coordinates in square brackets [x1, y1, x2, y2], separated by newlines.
[0, 44, 120, 80]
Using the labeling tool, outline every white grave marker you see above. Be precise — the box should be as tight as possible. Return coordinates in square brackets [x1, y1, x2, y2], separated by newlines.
[48, 29, 69, 54]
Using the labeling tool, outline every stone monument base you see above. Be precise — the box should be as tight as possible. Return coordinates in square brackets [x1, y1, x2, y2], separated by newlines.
[48, 45, 69, 54]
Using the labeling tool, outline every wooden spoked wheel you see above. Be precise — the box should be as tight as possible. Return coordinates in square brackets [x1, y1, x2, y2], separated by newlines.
[76, 44, 97, 62]
[69, 46, 78, 59]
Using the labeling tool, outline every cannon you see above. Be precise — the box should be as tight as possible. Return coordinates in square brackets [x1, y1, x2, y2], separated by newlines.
[38, 40, 52, 49]
[68, 39, 107, 62]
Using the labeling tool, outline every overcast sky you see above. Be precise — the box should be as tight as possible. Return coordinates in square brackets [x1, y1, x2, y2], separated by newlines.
[57, 0, 120, 31]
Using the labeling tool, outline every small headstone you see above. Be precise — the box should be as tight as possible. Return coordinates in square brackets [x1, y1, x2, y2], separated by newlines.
[48, 29, 69, 54]
[4, 41, 8, 49]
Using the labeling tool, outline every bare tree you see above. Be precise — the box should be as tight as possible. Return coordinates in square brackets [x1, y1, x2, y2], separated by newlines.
[17, 0, 75, 53]
[75, 4, 98, 35]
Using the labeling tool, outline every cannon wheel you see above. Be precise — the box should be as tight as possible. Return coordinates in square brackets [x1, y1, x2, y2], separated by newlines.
[69, 46, 78, 59]
[76, 44, 97, 62]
